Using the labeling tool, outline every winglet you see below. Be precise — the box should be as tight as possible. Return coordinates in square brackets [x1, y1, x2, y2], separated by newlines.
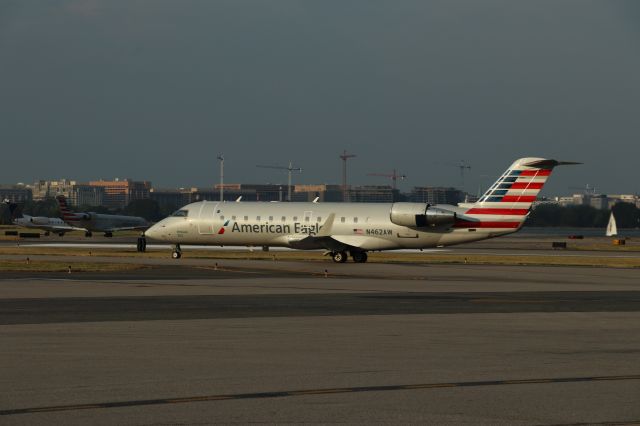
[317, 213, 335, 237]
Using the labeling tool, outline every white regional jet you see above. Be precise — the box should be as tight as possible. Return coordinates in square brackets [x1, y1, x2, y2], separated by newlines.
[56, 195, 149, 237]
[3, 200, 81, 236]
[145, 158, 577, 262]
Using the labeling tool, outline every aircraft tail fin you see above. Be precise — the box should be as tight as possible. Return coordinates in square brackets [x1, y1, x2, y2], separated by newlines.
[459, 158, 580, 230]
[56, 195, 78, 221]
[3, 199, 23, 219]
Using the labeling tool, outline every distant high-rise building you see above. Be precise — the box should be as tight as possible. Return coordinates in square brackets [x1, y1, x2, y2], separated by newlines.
[89, 179, 151, 208]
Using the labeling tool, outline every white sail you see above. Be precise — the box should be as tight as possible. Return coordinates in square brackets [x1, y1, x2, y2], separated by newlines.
[606, 212, 618, 237]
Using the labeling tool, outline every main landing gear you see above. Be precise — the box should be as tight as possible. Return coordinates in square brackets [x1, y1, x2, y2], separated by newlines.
[171, 244, 182, 259]
[331, 250, 368, 263]
[85, 231, 93, 237]
[104, 232, 113, 238]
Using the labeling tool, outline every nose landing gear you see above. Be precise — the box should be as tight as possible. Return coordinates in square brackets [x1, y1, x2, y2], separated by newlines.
[171, 244, 182, 259]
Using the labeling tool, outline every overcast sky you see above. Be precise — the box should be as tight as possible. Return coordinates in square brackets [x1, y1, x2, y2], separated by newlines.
[1, 1, 639, 196]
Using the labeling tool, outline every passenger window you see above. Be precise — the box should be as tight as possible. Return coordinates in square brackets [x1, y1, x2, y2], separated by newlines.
[232, 216, 236, 220]
[244, 216, 248, 221]
[256, 216, 261, 221]
[220, 216, 224, 220]
[269, 216, 273, 221]
[305, 216, 310, 222]
[293, 216, 298, 221]
[353, 217, 358, 223]
[281, 216, 286, 222]
[317, 217, 322, 222]
[340, 217, 345, 223]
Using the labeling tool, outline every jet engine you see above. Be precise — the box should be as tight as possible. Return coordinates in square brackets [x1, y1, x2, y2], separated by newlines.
[80, 213, 92, 221]
[389, 203, 456, 228]
[30, 217, 50, 225]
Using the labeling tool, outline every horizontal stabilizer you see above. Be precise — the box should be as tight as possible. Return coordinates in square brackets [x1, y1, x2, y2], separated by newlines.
[522, 159, 582, 169]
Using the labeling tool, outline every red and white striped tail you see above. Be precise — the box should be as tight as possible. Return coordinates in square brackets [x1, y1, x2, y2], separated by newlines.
[56, 195, 80, 222]
[461, 157, 559, 230]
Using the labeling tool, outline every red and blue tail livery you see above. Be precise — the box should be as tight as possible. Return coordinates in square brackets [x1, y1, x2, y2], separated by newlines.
[459, 158, 579, 230]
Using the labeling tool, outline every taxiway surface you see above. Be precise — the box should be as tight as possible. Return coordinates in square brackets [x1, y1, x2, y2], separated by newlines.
[1, 263, 639, 425]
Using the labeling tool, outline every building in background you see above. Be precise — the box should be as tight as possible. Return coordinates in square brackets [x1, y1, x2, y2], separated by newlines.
[346, 186, 396, 203]
[89, 179, 151, 209]
[0, 184, 32, 203]
[608, 194, 640, 209]
[68, 184, 105, 207]
[293, 184, 343, 202]
[409, 187, 464, 205]
[31, 179, 76, 200]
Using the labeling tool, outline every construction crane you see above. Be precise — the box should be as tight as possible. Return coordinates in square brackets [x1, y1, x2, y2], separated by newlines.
[340, 150, 356, 202]
[367, 169, 407, 191]
[439, 160, 471, 189]
[256, 161, 302, 201]
[568, 184, 597, 195]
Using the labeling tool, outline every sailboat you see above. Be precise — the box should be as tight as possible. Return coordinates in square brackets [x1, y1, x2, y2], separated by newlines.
[606, 211, 618, 237]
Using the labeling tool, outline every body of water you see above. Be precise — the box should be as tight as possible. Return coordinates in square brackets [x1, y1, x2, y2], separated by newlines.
[519, 227, 640, 237]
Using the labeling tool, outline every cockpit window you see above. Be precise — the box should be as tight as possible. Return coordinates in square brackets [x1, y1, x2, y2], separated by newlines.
[171, 209, 189, 217]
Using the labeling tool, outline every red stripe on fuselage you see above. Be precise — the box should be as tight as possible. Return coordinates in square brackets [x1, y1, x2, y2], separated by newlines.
[519, 169, 551, 177]
[465, 208, 529, 215]
[501, 196, 537, 202]
[454, 221, 521, 229]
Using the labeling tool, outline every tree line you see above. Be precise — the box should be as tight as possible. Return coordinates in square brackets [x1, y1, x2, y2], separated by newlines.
[526, 202, 640, 228]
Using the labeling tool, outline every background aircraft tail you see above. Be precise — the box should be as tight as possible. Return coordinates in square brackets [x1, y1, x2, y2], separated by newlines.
[459, 158, 579, 230]
[3, 199, 23, 219]
[56, 195, 80, 222]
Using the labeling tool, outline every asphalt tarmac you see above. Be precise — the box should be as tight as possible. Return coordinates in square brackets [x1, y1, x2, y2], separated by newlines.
[1, 262, 640, 424]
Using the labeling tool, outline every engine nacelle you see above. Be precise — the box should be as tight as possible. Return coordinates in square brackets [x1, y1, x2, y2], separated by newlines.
[30, 217, 50, 225]
[80, 213, 92, 221]
[389, 203, 456, 228]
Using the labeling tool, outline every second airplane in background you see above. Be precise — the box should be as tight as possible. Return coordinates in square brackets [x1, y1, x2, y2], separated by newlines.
[56, 195, 149, 237]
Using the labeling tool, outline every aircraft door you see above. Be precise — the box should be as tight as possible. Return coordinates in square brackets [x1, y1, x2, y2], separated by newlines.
[198, 201, 218, 234]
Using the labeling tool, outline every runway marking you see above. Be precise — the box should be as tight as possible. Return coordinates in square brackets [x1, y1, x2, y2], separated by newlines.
[2, 374, 640, 416]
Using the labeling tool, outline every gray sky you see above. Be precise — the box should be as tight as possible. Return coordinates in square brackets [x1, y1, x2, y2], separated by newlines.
[1, 1, 639, 196]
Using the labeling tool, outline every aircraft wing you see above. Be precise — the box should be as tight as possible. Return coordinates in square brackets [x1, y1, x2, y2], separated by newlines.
[103, 225, 150, 232]
[286, 213, 397, 251]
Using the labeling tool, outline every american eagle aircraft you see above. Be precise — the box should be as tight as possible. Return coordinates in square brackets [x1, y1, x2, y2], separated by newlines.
[3, 200, 81, 236]
[145, 158, 577, 262]
[56, 195, 149, 237]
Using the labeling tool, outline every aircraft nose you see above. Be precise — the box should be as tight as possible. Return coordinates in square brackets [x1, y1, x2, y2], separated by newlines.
[144, 222, 163, 240]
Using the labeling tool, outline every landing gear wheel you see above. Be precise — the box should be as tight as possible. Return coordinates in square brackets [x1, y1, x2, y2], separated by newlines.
[172, 244, 182, 259]
[352, 251, 368, 263]
[85, 231, 92, 237]
[104, 232, 113, 238]
[332, 251, 348, 263]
